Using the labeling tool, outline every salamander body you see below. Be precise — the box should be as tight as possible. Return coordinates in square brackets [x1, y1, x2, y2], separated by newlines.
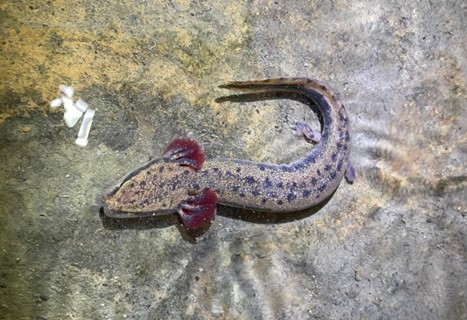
[103, 78, 355, 229]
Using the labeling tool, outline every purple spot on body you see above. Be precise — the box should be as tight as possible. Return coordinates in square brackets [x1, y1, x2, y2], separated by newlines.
[159, 167, 164, 173]
[276, 199, 284, 205]
[239, 193, 245, 198]
[232, 185, 240, 192]
[287, 193, 297, 202]
[318, 184, 327, 192]
[317, 169, 321, 176]
[236, 167, 241, 173]
[261, 198, 267, 204]
[337, 159, 343, 171]
[213, 167, 220, 173]
[276, 182, 283, 188]
[324, 164, 332, 171]
[259, 165, 266, 171]
[311, 177, 317, 185]
[139, 181, 146, 187]
[331, 153, 337, 161]
[303, 190, 311, 197]
[286, 181, 298, 190]
[263, 177, 272, 188]
[330, 171, 337, 180]
[251, 189, 260, 196]
[245, 176, 256, 184]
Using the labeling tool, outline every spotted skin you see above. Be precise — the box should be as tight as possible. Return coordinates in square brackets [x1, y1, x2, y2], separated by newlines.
[103, 78, 354, 228]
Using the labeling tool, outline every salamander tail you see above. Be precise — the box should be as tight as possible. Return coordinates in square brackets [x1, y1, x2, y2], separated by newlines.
[219, 78, 314, 93]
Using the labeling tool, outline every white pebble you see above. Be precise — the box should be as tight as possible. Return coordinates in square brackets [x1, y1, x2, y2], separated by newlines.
[74, 99, 89, 113]
[64, 110, 84, 128]
[75, 108, 95, 147]
[62, 96, 83, 127]
[64, 107, 84, 128]
[50, 84, 95, 145]
[50, 98, 63, 108]
[59, 85, 74, 98]
[61, 96, 74, 112]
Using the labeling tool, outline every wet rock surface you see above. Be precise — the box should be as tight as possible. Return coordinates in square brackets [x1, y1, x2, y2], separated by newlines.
[0, 1, 465, 319]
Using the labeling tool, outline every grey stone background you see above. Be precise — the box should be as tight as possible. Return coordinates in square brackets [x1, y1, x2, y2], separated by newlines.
[0, 1, 465, 319]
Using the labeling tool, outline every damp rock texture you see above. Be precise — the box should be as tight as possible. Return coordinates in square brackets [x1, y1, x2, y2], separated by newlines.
[0, 1, 465, 319]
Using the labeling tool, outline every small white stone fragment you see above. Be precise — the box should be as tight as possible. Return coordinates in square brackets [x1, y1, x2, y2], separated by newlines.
[74, 99, 89, 113]
[59, 85, 74, 98]
[50, 84, 96, 145]
[62, 96, 83, 127]
[75, 108, 95, 147]
[61, 96, 74, 112]
[64, 110, 84, 128]
[50, 98, 63, 108]
[77, 108, 95, 139]
[64, 112, 84, 128]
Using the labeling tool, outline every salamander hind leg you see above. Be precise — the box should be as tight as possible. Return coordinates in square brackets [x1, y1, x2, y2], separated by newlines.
[290, 121, 321, 143]
[345, 162, 356, 184]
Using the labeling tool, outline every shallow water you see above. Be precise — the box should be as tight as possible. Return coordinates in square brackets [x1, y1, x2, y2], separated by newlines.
[0, 1, 465, 319]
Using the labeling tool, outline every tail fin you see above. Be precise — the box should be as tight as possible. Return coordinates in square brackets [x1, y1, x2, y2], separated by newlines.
[219, 78, 321, 93]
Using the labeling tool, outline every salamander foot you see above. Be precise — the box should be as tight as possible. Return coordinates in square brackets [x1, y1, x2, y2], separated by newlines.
[290, 121, 321, 143]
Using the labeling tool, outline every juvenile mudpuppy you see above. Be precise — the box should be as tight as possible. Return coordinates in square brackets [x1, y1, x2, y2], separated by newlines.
[103, 78, 355, 230]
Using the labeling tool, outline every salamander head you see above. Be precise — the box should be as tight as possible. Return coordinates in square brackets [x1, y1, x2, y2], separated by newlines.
[102, 138, 218, 230]
[103, 160, 192, 217]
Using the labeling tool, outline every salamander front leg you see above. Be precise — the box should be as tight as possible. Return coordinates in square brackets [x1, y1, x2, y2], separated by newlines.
[290, 121, 321, 143]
